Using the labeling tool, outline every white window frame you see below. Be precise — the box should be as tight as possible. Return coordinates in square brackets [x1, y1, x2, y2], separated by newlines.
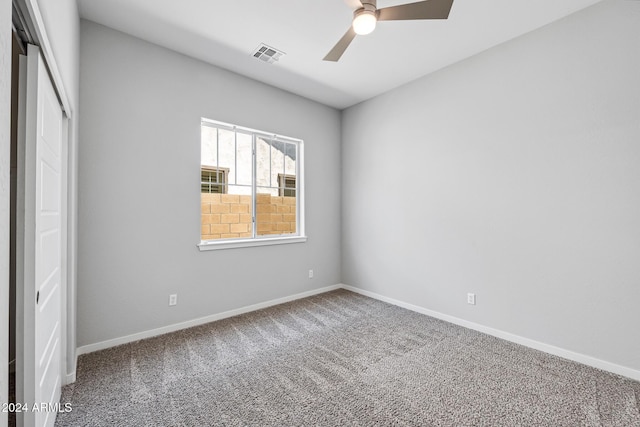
[198, 118, 306, 251]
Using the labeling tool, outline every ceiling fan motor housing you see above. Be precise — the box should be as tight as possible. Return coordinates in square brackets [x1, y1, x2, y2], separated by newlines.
[361, 0, 377, 8]
[356, 1, 378, 16]
[353, 4, 378, 21]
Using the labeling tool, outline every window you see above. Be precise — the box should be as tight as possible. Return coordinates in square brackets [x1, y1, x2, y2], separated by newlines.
[278, 174, 296, 197]
[199, 119, 305, 250]
[201, 167, 228, 194]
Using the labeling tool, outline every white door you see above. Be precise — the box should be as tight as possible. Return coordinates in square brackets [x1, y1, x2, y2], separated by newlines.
[17, 44, 64, 427]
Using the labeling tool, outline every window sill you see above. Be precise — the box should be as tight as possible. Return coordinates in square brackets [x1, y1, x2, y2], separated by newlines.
[198, 235, 307, 251]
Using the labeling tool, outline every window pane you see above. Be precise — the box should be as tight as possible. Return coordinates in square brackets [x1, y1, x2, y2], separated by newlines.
[201, 125, 218, 168]
[273, 140, 286, 189]
[201, 126, 253, 241]
[202, 184, 254, 241]
[284, 142, 297, 181]
[218, 128, 235, 181]
[235, 132, 252, 186]
[256, 186, 296, 237]
[255, 137, 275, 188]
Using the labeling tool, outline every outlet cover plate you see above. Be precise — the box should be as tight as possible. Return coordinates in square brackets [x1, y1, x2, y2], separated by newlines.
[467, 293, 476, 305]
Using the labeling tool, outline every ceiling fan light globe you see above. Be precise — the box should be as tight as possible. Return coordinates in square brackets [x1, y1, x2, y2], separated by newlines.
[353, 11, 377, 35]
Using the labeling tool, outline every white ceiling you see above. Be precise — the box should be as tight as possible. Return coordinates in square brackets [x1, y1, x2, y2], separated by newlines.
[78, 0, 603, 109]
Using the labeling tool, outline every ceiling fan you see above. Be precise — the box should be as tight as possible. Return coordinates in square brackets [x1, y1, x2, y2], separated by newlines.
[324, 0, 454, 62]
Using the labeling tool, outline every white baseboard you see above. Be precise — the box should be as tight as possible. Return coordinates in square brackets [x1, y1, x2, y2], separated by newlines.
[76, 285, 341, 357]
[341, 284, 640, 382]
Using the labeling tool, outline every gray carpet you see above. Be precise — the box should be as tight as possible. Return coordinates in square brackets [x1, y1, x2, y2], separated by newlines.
[56, 289, 640, 426]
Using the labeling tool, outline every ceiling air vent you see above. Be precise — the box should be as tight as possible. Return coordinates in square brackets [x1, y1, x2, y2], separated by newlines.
[252, 43, 285, 64]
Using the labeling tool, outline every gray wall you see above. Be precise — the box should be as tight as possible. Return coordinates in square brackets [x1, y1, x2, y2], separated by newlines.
[1, 0, 11, 424]
[78, 21, 342, 347]
[342, 0, 640, 372]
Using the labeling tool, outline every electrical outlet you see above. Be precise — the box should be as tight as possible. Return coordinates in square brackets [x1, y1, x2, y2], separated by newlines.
[308, 269, 314, 279]
[169, 294, 178, 306]
[467, 293, 476, 305]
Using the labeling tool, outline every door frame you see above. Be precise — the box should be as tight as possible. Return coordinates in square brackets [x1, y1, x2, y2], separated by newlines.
[1, 3, 13, 427]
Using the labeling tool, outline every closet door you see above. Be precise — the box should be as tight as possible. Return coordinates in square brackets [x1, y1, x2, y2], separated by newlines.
[17, 44, 64, 427]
